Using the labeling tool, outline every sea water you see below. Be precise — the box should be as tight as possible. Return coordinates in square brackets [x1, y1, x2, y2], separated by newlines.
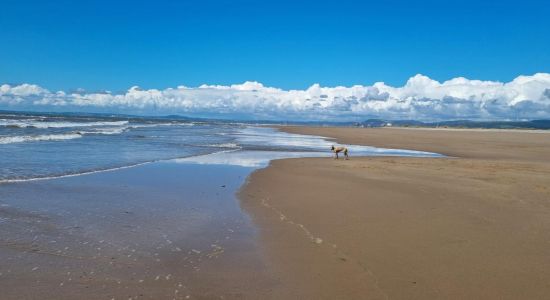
[0, 111, 442, 182]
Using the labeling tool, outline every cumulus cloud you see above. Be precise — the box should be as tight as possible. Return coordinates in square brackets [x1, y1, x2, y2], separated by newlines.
[1, 73, 550, 121]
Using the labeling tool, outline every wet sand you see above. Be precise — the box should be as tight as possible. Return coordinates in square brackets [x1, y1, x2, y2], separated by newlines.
[240, 127, 550, 299]
[0, 161, 276, 299]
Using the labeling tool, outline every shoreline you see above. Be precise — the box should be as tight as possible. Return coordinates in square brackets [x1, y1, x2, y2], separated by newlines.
[0, 149, 242, 184]
[381, 126, 550, 133]
[2, 126, 549, 298]
[240, 126, 550, 299]
[0, 131, 439, 299]
[275, 126, 550, 161]
[274, 124, 550, 134]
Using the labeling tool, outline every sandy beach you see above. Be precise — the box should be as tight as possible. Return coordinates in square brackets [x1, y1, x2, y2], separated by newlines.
[2, 126, 550, 299]
[240, 126, 550, 299]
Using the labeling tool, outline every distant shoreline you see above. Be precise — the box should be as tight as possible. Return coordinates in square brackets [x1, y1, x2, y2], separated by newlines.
[2, 109, 549, 130]
[366, 126, 550, 133]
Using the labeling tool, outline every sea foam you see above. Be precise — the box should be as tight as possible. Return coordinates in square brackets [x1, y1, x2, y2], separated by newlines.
[0, 133, 83, 144]
[0, 119, 129, 128]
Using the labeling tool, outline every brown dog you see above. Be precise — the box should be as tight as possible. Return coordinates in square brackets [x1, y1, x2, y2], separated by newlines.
[331, 145, 349, 160]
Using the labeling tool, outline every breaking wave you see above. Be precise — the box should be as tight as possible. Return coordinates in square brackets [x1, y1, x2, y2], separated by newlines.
[0, 119, 129, 128]
[76, 127, 129, 135]
[205, 143, 241, 149]
[0, 133, 82, 144]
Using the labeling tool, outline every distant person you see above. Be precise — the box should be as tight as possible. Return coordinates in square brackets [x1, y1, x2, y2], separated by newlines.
[330, 145, 349, 160]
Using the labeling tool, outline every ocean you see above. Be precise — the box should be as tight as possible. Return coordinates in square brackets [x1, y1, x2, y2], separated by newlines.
[0, 111, 442, 182]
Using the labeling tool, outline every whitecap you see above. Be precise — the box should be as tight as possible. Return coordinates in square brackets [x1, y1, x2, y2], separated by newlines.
[0, 120, 129, 128]
[76, 126, 128, 135]
[0, 133, 82, 144]
[205, 143, 240, 149]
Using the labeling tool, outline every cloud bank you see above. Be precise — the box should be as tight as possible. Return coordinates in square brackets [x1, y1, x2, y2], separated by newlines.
[1, 73, 550, 121]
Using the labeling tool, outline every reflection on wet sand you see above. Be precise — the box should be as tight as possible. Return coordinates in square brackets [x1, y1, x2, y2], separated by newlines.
[0, 161, 274, 299]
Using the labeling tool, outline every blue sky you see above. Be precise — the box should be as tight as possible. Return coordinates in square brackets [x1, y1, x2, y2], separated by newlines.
[1, 0, 549, 121]
[1, 0, 549, 92]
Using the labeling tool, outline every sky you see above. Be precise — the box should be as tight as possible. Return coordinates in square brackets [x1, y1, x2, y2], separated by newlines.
[1, 0, 549, 120]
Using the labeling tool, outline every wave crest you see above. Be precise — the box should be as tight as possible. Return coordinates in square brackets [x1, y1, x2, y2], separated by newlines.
[0, 119, 129, 128]
[0, 133, 82, 144]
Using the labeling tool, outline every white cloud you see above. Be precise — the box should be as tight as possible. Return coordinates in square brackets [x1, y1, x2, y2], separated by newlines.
[1, 73, 550, 121]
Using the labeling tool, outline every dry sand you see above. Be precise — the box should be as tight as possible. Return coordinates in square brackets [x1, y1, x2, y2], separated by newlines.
[240, 127, 550, 299]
